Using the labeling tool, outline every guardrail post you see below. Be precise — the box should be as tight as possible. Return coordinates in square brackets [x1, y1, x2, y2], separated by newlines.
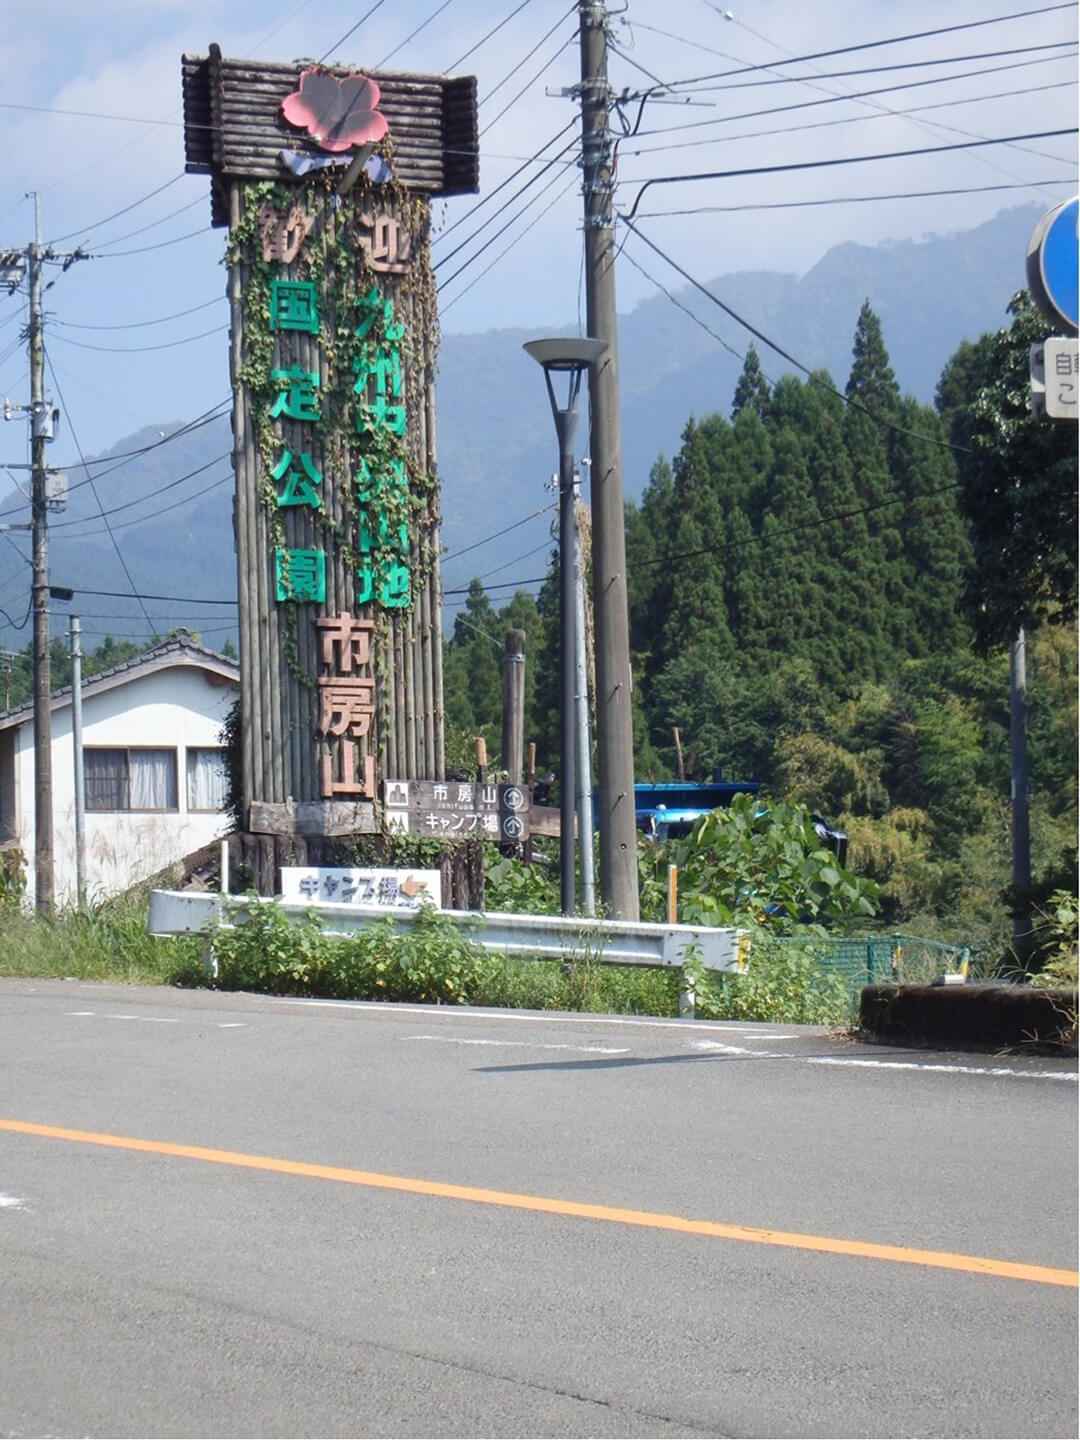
[678, 971, 696, 1019]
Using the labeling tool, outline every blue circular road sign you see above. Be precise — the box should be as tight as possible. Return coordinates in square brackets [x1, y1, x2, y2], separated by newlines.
[1027, 197, 1078, 334]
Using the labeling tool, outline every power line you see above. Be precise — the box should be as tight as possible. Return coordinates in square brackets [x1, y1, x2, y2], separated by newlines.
[658, 3, 1079, 93]
[479, 2, 577, 106]
[376, 0, 457, 68]
[45, 174, 187, 246]
[90, 195, 206, 251]
[481, 30, 578, 137]
[633, 176, 1077, 219]
[622, 128, 1077, 219]
[54, 586, 235, 604]
[446, 0, 533, 71]
[45, 357, 154, 631]
[618, 215, 971, 457]
[50, 295, 225, 332]
[439, 173, 580, 312]
[50, 454, 230, 529]
[625, 82, 1080, 166]
[437, 165, 576, 292]
[318, 0, 390, 64]
[88, 227, 210, 259]
[433, 117, 578, 246]
[625, 55, 1079, 152]
[48, 324, 228, 354]
[70, 471, 233, 539]
[442, 504, 556, 566]
[433, 132, 579, 269]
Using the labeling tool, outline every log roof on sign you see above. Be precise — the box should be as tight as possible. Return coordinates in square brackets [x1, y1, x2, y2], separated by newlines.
[182, 45, 479, 226]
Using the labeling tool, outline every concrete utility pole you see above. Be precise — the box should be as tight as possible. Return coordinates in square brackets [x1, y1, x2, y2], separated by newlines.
[28, 194, 53, 915]
[578, 0, 639, 920]
[70, 616, 86, 912]
[1010, 627, 1031, 958]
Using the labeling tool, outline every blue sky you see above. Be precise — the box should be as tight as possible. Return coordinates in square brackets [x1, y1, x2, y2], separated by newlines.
[0, 0, 1074, 461]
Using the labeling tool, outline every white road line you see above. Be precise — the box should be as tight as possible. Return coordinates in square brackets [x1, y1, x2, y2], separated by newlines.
[143, 1017, 180, 1024]
[0, 1194, 28, 1209]
[218, 1023, 246, 1028]
[804, 1056, 1078, 1081]
[689, 1040, 1077, 1081]
[407, 1034, 629, 1054]
[106, 1014, 140, 1021]
[68, 1011, 95, 1016]
[271, 997, 797, 1037]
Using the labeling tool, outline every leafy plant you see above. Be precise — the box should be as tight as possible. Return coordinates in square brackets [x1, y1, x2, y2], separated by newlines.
[639, 791, 879, 931]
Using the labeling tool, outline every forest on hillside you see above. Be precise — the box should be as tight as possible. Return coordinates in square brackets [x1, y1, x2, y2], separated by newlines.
[443, 294, 1078, 956]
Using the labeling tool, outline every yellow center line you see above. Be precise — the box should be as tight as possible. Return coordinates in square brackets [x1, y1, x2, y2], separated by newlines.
[2, 1117, 1075, 1289]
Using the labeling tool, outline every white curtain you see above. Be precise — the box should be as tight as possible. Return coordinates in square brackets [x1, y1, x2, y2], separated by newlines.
[84, 749, 127, 811]
[186, 748, 227, 811]
[129, 750, 177, 810]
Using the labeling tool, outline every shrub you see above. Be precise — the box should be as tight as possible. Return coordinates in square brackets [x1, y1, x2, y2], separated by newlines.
[695, 926, 856, 1027]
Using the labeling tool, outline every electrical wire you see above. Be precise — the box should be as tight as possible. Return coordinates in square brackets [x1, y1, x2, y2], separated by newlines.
[622, 128, 1077, 219]
[479, 2, 576, 106]
[624, 80, 1079, 162]
[657, 3, 1079, 93]
[617, 215, 970, 457]
[318, 0, 390, 64]
[433, 132, 579, 269]
[50, 454, 231, 530]
[480, 31, 578, 137]
[45, 356, 154, 631]
[60, 472, 233, 542]
[88, 227, 210, 259]
[89, 196, 206, 252]
[446, 0, 533, 71]
[53, 587, 235, 605]
[50, 296, 225, 332]
[633, 176, 1077, 219]
[442, 504, 556, 566]
[48, 324, 228, 354]
[625, 55, 1079, 149]
[376, 0, 457, 69]
[45, 174, 187, 246]
[439, 173, 580, 312]
[438, 169, 578, 302]
[433, 117, 578, 247]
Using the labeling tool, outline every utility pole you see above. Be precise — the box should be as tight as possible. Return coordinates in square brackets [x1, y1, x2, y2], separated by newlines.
[578, 0, 639, 920]
[573, 473, 595, 917]
[1010, 628, 1031, 961]
[70, 616, 87, 912]
[28, 194, 53, 915]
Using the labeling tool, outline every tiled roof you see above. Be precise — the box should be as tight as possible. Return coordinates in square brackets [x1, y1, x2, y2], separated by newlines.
[0, 629, 239, 730]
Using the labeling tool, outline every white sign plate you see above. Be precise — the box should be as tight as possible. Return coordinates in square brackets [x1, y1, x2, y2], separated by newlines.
[279, 867, 442, 909]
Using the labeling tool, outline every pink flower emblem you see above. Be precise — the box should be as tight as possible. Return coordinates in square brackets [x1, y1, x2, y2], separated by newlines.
[281, 69, 389, 154]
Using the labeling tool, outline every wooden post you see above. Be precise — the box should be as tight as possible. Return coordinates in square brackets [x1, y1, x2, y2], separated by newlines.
[673, 727, 685, 782]
[475, 735, 488, 784]
[501, 628, 526, 784]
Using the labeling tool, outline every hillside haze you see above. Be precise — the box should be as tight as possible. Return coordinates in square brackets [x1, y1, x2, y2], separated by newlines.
[0, 204, 1039, 649]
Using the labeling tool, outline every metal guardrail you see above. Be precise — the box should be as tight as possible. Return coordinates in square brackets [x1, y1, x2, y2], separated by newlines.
[147, 890, 744, 1014]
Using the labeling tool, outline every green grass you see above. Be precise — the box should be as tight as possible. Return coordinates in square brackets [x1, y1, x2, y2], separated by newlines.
[0, 897, 858, 1027]
[0, 898, 204, 986]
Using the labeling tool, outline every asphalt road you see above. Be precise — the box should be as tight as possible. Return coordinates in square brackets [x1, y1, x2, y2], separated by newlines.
[0, 977, 1076, 1439]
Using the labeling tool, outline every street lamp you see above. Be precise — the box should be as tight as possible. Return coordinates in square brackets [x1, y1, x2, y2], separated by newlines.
[523, 336, 607, 915]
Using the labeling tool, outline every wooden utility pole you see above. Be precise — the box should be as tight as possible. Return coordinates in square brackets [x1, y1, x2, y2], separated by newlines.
[578, 0, 639, 919]
[501, 628, 525, 784]
[28, 194, 53, 914]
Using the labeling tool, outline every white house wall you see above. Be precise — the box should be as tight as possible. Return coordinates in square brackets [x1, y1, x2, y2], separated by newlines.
[12, 664, 237, 908]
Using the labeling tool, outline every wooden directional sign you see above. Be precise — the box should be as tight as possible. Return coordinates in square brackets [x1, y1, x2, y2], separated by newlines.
[384, 779, 530, 842]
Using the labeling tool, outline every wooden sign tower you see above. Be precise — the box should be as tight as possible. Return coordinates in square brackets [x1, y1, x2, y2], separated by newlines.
[181, 46, 478, 887]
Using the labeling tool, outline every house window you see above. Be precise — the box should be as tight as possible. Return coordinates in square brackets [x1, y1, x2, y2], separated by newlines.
[84, 748, 178, 812]
[186, 747, 228, 812]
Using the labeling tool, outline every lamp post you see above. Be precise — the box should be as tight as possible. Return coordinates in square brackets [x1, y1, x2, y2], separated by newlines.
[523, 336, 607, 915]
